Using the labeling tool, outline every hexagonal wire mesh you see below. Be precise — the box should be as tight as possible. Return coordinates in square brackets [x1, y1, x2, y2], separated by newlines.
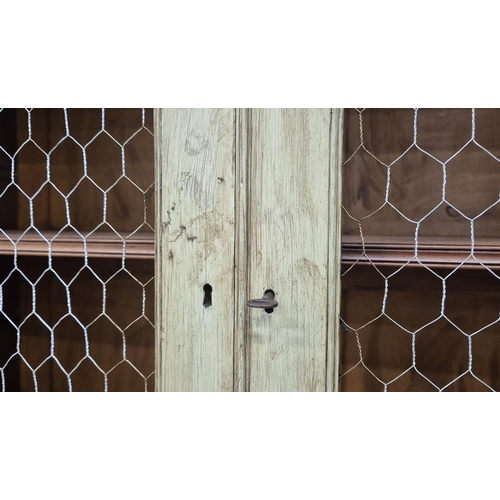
[0, 109, 155, 391]
[340, 108, 500, 392]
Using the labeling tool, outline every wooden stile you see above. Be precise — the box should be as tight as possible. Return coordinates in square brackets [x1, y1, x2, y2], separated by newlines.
[155, 109, 236, 391]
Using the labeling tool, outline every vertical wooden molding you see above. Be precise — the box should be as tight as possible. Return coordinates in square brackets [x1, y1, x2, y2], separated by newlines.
[154, 108, 165, 392]
[233, 109, 250, 391]
[326, 108, 344, 392]
[155, 109, 236, 391]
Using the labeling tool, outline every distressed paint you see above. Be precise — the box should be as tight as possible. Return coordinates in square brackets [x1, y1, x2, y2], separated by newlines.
[155, 109, 236, 391]
[233, 108, 250, 391]
[245, 109, 335, 391]
[327, 109, 344, 392]
[155, 108, 343, 391]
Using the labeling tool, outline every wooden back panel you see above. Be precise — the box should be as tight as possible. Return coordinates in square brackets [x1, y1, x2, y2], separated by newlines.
[342, 109, 500, 239]
[340, 108, 500, 391]
[0, 108, 155, 391]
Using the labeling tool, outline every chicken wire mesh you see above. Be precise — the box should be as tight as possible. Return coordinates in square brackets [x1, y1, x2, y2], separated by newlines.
[340, 108, 500, 392]
[0, 108, 155, 391]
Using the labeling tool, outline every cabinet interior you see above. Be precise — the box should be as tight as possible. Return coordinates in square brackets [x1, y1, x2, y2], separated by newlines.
[340, 108, 500, 391]
[0, 108, 155, 391]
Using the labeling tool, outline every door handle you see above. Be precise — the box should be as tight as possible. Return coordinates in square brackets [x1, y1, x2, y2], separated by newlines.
[247, 290, 278, 310]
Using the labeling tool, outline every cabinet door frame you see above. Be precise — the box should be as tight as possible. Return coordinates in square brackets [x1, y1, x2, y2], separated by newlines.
[155, 108, 344, 391]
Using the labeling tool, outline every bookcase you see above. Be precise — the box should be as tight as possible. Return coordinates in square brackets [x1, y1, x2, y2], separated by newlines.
[3, 107, 496, 392]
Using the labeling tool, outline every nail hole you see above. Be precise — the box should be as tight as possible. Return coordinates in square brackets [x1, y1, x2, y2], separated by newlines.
[264, 289, 275, 314]
[203, 284, 212, 308]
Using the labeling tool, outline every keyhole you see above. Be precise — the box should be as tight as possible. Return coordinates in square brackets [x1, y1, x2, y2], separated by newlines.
[203, 284, 212, 308]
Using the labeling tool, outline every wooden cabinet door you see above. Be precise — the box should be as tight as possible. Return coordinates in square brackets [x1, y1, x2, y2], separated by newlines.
[155, 109, 343, 391]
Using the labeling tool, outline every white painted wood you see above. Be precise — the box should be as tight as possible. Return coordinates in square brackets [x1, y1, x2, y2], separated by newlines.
[155, 109, 236, 391]
[245, 109, 334, 391]
[327, 109, 344, 392]
[233, 108, 250, 391]
[155, 108, 343, 392]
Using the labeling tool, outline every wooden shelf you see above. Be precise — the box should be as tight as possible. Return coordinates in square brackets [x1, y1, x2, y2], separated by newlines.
[5, 231, 499, 268]
[0, 230, 154, 259]
[342, 235, 500, 270]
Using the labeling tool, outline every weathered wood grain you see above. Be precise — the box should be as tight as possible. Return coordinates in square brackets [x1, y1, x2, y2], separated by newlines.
[155, 109, 236, 391]
[327, 109, 344, 392]
[233, 109, 250, 391]
[246, 109, 333, 391]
